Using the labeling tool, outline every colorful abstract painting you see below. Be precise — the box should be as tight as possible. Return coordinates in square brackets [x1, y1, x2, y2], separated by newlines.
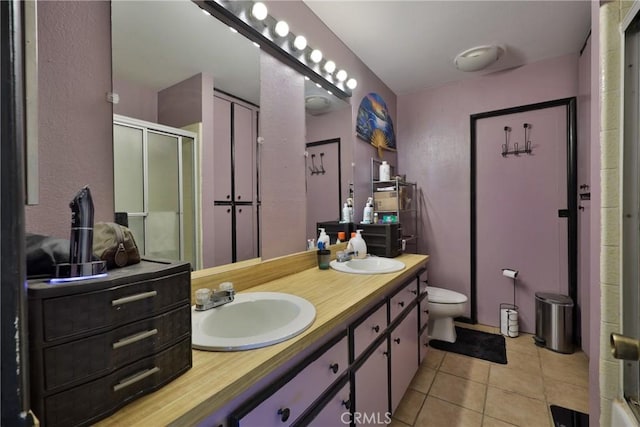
[356, 93, 396, 157]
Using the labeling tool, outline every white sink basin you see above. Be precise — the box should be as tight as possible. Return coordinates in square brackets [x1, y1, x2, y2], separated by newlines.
[330, 256, 405, 274]
[191, 292, 316, 351]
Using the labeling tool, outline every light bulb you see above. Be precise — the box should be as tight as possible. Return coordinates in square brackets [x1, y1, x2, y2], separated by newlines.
[201, 9, 211, 16]
[293, 35, 307, 51]
[274, 21, 289, 37]
[346, 78, 358, 90]
[251, 2, 268, 21]
[310, 49, 323, 63]
[336, 70, 348, 82]
[324, 60, 336, 74]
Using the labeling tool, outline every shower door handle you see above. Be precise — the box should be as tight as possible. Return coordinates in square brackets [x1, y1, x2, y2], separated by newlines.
[611, 332, 640, 360]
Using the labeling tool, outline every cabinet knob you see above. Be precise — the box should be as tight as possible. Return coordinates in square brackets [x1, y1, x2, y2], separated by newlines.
[372, 325, 380, 333]
[342, 399, 351, 410]
[330, 363, 339, 374]
[237, 195, 242, 200]
[277, 408, 291, 422]
[383, 351, 389, 357]
[226, 194, 230, 199]
[238, 208, 242, 213]
[410, 289, 417, 295]
[226, 208, 231, 213]
[398, 301, 405, 307]
[424, 309, 429, 314]
[394, 337, 401, 344]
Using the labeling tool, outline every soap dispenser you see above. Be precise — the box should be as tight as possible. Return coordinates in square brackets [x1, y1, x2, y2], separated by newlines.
[361, 197, 374, 224]
[317, 228, 330, 248]
[349, 230, 367, 259]
[341, 203, 351, 223]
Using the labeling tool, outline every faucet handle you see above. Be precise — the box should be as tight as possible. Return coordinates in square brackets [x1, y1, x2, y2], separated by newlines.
[219, 282, 234, 292]
[195, 288, 212, 306]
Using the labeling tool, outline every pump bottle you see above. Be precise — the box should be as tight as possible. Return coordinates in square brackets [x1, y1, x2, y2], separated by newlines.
[361, 197, 374, 224]
[317, 228, 330, 248]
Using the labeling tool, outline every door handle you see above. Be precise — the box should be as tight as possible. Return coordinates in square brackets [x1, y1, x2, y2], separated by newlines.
[611, 333, 640, 360]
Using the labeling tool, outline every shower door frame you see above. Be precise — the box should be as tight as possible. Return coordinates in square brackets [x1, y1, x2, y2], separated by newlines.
[469, 97, 578, 343]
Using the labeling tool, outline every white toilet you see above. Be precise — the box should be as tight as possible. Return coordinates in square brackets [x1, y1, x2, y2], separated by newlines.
[426, 286, 468, 343]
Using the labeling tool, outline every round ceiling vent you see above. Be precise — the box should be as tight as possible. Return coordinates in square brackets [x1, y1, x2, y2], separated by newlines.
[454, 45, 505, 72]
[305, 95, 331, 112]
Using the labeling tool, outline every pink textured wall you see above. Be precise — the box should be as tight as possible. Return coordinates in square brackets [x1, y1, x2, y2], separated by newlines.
[397, 54, 579, 319]
[260, 52, 307, 258]
[25, 1, 113, 238]
[113, 78, 157, 122]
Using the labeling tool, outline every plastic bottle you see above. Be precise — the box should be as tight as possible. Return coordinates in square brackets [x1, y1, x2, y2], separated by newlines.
[336, 231, 346, 244]
[349, 230, 367, 259]
[379, 161, 391, 181]
[317, 228, 330, 248]
[361, 197, 374, 224]
[341, 203, 351, 223]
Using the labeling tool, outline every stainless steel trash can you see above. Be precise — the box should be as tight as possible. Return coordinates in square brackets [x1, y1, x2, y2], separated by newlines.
[534, 292, 574, 354]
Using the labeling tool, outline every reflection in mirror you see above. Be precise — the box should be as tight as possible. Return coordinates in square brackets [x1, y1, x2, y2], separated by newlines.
[112, 0, 352, 268]
[111, 0, 260, 270]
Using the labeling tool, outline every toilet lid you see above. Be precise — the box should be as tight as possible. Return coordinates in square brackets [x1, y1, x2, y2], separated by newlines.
[426, 286, 468, 304]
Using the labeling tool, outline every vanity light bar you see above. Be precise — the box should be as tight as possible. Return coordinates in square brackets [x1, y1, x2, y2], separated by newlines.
[196, 0, 355, 100]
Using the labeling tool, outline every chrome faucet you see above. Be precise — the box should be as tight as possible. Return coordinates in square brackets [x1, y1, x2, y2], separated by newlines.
[194, 283, 235, 311]
[336, 250, 357, 262]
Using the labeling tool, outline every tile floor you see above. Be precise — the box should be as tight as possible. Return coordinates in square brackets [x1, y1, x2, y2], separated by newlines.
[390, 323, 589, 427]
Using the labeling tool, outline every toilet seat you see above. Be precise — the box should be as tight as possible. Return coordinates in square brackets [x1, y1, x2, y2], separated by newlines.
[426, 286, 468, 304]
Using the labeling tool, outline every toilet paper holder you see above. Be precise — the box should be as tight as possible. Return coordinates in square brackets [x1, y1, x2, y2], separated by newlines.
[499, 268, 520, 338]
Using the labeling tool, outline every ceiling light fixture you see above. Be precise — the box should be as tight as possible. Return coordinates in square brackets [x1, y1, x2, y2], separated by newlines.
[197, 1, 355, 100]
[324, 60, 336, 74]
[251, 2, 268, 21]
[310, 49, 323, 64]
[293, 35, 307, 51]
[274, 20, 289, 37]
[454, 45, 504, 72]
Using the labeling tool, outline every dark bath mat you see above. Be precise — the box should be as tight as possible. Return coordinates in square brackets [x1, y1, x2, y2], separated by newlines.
[550, 405, 589, 427]
[429, 326, 507, 364]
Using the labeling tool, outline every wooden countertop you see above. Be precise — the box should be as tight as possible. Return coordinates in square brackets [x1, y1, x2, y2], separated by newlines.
[96, 252, 429, 426]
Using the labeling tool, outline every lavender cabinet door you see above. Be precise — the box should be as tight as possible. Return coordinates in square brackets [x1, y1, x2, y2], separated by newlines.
[419, 327, 429, 365]
[354, 340, 389, 426]
[353, 303, 387, 360]
[390, 281, 417, 323]
[235, 336, 348, 426]
[213, 96, 232, 202]
[390, 308, 419, 413]
[306, 383, 351, 427]
[233, 103, 255, 202]
[235, 205, 256, 262]
[213, 205, 233, 266]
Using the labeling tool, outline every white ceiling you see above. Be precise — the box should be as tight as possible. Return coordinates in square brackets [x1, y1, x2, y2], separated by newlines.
[303, 0, 592, 95]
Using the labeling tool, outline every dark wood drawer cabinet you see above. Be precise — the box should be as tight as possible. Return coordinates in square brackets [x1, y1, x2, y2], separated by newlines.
[28, 260, 192, 427]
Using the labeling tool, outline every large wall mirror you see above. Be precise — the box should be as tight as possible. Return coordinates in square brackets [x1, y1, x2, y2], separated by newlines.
[111, 0, 351, 270]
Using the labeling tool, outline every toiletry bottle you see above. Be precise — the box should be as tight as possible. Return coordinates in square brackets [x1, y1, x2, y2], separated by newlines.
[336, 231, 346, 244]
[362, 197, 374, 224]
[350, 230, 367, 259]
[347, 198, 354, 223]
[379, 160, 391, 181]
[316, 241, 330, 269]
[317, 228, 330, 248]
[342, 203, 351, 223]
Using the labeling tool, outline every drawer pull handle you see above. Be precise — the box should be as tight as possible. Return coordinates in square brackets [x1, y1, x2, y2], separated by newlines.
[113, 366, 160, 392]
[372, 325, 380, 333]
[277, 408, 290, 422]
[112, 290, 158, 306]
[342, 399, 351, 409]
[330, 363, 339, 374]
[113, 329, 158, 349]
[383, 351, 388, 357]
[398, 301, 405, 307]
[394, 337, 401, 344]
[410, 289, 417, 295]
